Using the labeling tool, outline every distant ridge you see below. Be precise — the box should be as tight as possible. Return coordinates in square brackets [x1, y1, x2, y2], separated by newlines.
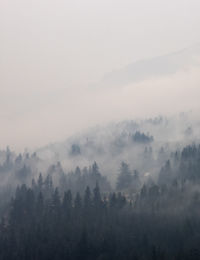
[100, 43, 200, 87]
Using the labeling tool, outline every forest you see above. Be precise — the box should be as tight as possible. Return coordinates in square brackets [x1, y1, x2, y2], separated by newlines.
[0, 115, 200, 259]
[2, 0, 200, 258]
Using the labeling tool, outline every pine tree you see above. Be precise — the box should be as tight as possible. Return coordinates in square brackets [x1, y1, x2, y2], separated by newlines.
[116, 162, 132, 190]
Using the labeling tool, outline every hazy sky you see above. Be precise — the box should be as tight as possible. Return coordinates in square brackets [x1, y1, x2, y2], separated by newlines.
[1, 0, 200, 150]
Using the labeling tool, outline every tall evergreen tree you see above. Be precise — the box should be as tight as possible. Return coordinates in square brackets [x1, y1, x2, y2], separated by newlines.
[116, 162, 132, 190]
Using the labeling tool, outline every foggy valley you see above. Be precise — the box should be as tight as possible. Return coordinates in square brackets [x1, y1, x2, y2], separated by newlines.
[1, 0, 200, 259]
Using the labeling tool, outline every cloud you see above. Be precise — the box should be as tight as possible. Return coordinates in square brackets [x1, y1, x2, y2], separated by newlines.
[1, 46, 200, 151]
[1, 0, 200, 150]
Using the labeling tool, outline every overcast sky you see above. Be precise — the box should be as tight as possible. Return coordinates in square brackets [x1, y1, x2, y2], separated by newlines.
[1, 0, 200, 151]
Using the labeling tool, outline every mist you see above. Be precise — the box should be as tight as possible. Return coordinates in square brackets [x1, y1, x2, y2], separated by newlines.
[1, 0, 200, 150]
[1, 2, 200, 258]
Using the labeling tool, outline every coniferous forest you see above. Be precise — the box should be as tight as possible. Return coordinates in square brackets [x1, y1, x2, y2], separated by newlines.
[0, 116, 200, 259]
[2, 1, 200, 258]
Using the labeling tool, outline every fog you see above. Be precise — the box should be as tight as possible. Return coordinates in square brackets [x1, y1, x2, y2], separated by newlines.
[2, 2, 200, 258]
[1, 0, 200, 150]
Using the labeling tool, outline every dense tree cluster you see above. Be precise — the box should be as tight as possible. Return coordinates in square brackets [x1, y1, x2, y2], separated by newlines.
[0, 183, 128, 260]
[1, 178, 200, 260]
[159, 144, 200, 184]
[0, 141, 200, 259]
[116, 162, 141, 191]
[46, 161, 111, 195]
[132, 131, 154, 144]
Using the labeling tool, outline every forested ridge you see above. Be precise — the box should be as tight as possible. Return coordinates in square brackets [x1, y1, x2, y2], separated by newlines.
[0, 115, 199, 259]
[2, 0, 200, 257]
